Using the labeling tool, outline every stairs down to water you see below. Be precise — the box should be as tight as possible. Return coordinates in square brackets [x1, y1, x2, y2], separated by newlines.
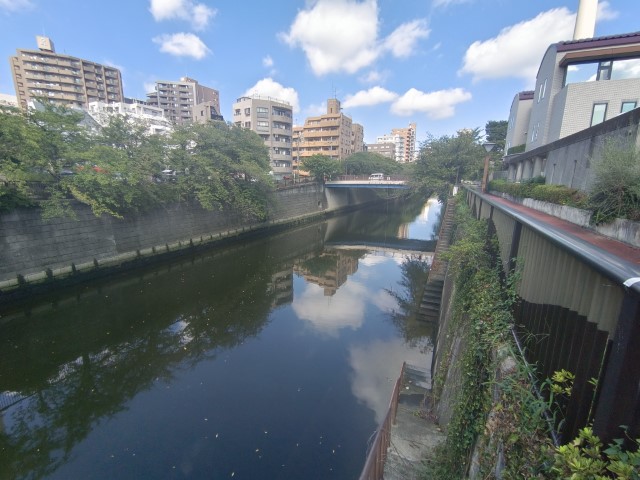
[418, 197, 456, 323]
[383, 364, 444, 480]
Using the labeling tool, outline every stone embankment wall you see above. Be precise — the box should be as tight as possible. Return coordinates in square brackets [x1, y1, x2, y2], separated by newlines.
[0, 183, 347, 295]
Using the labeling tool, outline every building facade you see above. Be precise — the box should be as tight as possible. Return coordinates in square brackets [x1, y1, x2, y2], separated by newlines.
[351, 123, 365, 154]
[391, 122, 417, 163]
[292, 98, 354, 162]
[10, 36, 124, 110]
[86, 99, 173, 135]
[366, 142, 396, 160]
[146, 77, 220, 126]
[524, 32, 640, 152]
[232, 95, 293, 178]
[505, 91, 534, 153]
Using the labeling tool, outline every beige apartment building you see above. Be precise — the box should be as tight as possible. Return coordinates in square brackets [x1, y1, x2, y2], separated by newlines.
[146, 77, 220, 126]
[391, 122, 417, 163]
[292, 98, 356, 162]
[232, 95, 293, 178]
[10, 36, 124, 110]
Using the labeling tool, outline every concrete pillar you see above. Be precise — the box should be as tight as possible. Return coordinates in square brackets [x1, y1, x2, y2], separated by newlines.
[522, 159, 532, 181]
[515, 162, 523, 182]
[508, 164, 516, 181]
[533, 157, 543, 178]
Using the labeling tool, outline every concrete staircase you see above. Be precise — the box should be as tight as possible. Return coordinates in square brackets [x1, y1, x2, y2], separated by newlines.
[383, 364, 445, 480]
[418, 197, 456, 323]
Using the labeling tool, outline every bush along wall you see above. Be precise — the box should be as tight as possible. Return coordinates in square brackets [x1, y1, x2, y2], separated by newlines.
[423, 200, 640, 479]
[422, 200, 554, 479]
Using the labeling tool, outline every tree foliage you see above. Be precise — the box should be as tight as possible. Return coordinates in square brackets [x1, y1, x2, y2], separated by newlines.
[0, 102, 275, 220]
[343, 151, 402, 176]
[485, 120, 508, 153]
[413, 128, 487, 201]
[301, 154, 341, 182]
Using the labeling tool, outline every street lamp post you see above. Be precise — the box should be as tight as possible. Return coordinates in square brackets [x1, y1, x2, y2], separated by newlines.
[481, 142, 497, 192]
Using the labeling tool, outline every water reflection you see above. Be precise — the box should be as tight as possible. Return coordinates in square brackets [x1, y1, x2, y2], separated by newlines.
[0, 197, 441, 480]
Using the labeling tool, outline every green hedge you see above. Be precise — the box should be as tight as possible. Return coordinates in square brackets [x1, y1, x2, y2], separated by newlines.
[488, 179, 588, 208]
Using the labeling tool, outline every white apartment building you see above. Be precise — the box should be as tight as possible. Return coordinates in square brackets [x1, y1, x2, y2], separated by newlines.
[232, 95, 293, 178]
[505, 91, 534, 153]
[87, 99, 173, 135]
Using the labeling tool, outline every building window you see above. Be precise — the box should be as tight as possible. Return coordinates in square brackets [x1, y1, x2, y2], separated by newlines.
[244, 108, 250, 115]
[530, 122, 539, 142]
[234, 109, 240, 116]
[621, 101, 637, 113]
[591, 103, 607, 126]
[537, 78, 547, 103]
[257, 120, 269, 127]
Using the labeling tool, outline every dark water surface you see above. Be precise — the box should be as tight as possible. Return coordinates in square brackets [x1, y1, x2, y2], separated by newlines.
[0, 197, 442, 480]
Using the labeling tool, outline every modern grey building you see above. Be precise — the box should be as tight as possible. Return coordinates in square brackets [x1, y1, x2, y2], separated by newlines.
[232, 95, 293, 178]
[505, 91, 534, 153]
[524, 32, 640, 152]
[146, 77, 220, 126]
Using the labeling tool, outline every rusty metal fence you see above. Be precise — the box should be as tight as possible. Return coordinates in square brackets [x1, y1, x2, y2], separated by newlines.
[359, 362, 405, 480]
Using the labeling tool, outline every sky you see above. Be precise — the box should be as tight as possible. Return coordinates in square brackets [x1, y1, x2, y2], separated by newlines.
[1, 0, 639, 145]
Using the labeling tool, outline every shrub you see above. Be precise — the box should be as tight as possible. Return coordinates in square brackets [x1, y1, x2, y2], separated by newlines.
[588, 140, 640, 225]
[489, 179, 588, 208]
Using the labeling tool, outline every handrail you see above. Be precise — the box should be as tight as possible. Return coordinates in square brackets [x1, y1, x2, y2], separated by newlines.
[359, 362, 405, 480]
[464, 186, 640, 298]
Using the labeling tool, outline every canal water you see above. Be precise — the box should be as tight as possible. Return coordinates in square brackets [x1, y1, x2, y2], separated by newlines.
[0, 197, 442, 480]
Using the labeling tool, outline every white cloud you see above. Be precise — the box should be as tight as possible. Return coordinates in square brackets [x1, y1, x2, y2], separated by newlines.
[383, 19, 430, 57]
[262, 55, 274, 68]
[597, 1, 618, 21]
[432, 0, 471, 8]
[391, 87, 471, 119]
[144, 81, 157, 94]
[304, 102, 327, 117]
[280, 0, 428, 76]
[359, 70, 385, 84]
[279, 0, 379, 75]
[343, 86, 398, 108]
[292, 281, 369, 335]
[152, 33, 211, 60]
[0, 0, 32, 12]
[459, 7, 575, 81]
[243, 78, 300, 113]
[149, 0, 216, 31]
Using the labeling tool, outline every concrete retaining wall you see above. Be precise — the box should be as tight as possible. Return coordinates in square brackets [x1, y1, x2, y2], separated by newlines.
[0, 183, 334, 292]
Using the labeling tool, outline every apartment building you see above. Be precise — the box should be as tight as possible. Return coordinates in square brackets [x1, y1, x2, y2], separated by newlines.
[86, 99, 173, 135]
[504, 91, 534, 153]
[523, 32, 640, 152]
[292, 98, 354, 162]
[366, 142, 396, 160]
[10, 36, 124, 110]
[146, 77, 220, 126]
[232, 95, 293, 178]
[351, 123, 365, 153]
[391, 122, 417, 163]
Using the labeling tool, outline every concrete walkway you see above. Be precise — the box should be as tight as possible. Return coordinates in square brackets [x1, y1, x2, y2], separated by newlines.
[383, 364, 445, 480]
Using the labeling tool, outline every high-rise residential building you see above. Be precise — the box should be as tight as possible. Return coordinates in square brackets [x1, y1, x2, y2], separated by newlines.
[10, 36, 124, 110]
[391, 122, 417, 163]
[351, 123, 365, 153]
[146, 77, 220, 126]
[292, 98, 356, 162]
[232, 95, 293, 178]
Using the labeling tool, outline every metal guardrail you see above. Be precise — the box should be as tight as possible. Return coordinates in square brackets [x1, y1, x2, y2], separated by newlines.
[465, 186, 640, 443]
[359, 362, 405, 480]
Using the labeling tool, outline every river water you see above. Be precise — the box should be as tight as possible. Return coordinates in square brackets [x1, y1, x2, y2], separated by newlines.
[0, 197, 442, 480]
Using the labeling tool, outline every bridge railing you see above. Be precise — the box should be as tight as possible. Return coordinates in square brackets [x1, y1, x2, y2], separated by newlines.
[336, 175, 410, 182]
[359, 362, 405, 480]
[465, 187, 640, 444]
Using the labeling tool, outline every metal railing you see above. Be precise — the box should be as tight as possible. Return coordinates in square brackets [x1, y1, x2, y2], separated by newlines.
[359, 362, 405, 480]
[466, 186, 640, 443]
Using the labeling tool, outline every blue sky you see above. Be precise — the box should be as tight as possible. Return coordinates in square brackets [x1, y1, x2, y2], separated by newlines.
[1, 0, 639, 145]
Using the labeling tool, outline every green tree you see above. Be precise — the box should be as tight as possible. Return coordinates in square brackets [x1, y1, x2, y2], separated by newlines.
[167, 122, 273, 220]
[413, 128, 485, 201]
[301, 154, 341, 183]
[343, 151, 402, 176]
[485, 120, 508, 153]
